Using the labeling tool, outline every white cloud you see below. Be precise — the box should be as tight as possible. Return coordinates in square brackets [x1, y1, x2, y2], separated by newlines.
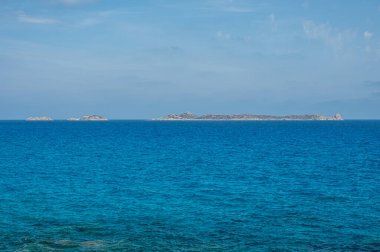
[364, 31, 373, 40]
[18, 13, 59, 25]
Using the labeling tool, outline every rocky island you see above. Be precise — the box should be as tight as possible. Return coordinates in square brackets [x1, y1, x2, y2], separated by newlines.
[155, 112, 343, 121]
[26, 117, 53, 121]
[67, 115, 108, 121]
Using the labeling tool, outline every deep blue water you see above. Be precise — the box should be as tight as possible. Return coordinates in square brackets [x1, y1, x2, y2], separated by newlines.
[0, 120, 380, 251]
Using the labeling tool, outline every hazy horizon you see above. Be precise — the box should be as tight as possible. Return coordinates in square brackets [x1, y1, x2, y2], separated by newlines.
[1, 114, 379, 120]
[1, 0, 380, 119]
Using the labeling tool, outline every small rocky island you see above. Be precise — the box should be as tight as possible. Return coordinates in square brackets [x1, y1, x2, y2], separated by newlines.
[26, 117, 53, 121]
[67, 115, 108, 121]
[155, 112, 343, 121]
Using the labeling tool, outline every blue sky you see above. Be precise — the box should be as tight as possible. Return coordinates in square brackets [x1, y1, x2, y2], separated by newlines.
[1, 0, 380, 119]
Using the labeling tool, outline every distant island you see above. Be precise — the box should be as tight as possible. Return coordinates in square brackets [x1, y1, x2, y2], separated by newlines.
[155, 112, 343, 121]
[67, 115, 108, 121]
[26, 117, 53, 121]
[25, 115, 108, 121]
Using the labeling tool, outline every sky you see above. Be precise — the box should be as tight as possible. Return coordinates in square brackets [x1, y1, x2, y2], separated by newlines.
[0, 0, 380, 119]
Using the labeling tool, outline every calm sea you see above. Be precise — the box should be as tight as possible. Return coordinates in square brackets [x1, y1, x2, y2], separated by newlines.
[0, 120, 379, 251]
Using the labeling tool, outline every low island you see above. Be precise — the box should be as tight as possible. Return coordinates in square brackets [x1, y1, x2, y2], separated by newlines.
[26, 117, 53, 121]
[67, 115, 108, 121]
[155, 112, 343, 121]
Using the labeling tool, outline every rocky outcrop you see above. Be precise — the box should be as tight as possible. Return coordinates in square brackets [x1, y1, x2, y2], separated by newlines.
[155, 112, 344, 121]
[26, 117, 53, 121]
[333, 113, 343, 120]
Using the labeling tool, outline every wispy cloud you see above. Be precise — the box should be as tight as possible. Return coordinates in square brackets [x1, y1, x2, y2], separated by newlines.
[78, 17, 101, 27]
[268, 13, 278, 31]
[76, 10, 137, 27]
[216, 31, 231, 40]
[303, 21, 336, 46]
[18, 12, 59, 25]
[303, 20, 354, 51]
[364, 31, 373, 40]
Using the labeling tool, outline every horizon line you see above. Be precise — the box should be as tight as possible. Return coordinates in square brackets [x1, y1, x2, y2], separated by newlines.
[1, 118, 380, 121]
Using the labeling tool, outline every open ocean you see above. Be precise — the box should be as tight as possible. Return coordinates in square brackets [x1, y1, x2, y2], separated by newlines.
[0, 120, 379, 251]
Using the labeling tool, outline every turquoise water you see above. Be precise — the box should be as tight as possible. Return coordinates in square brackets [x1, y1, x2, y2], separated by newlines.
[0, 120, 379, 251]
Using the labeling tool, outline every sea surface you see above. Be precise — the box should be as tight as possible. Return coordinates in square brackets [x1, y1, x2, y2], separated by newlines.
[0, 120, 379, 251]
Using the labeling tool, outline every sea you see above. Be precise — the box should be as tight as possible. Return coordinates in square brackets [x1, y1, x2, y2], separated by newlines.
[0, 120, 379, 251]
